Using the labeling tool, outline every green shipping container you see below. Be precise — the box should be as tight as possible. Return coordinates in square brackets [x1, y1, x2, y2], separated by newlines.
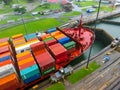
[43, 37, 54, 42]
[41, 66, 55, 75]
[63, 41, 76, 50]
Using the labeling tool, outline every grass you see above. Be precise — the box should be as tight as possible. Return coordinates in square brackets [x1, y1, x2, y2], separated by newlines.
[33, 3, 61, 12]
[0, 5, 13, 14]
[46, 83, 65, 90]
[100, 6, 114, 12]
[0, 18, 62, 38]
[62, 11, 81, 17]
[67, 61, 101, 84]
[74, 0, 98, 7]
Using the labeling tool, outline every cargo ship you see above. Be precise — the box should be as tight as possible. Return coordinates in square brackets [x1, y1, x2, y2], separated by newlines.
[0, 21, 94, 90]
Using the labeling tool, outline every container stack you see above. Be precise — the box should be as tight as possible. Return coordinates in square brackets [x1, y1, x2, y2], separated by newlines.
[47, 28, 56, 34]
[12, 34, 26, 46]
[31, 42, 55, 76]
[49, 43, 68, 64]
[16, 51, 41, 84]
[0, 38, 20, 90]
[63, 41, 76, 54]
[12, 34, 39, 54]
[24, 33, 37, 41]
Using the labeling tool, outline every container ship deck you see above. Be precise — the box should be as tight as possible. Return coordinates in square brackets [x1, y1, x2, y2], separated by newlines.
[0, 24, 94, 90]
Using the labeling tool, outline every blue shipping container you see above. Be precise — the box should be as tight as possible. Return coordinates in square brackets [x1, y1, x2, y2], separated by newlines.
[25, 33, 36, 40]
[0, 55, 11, 62]
[47, 28, 56, 33]
[20, 64, 40, 79]
[23, 73, 40, 84]
[58, 37, 70, 45]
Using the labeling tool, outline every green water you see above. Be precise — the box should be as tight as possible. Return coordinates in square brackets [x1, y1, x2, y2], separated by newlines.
[70, 40, 105, 66]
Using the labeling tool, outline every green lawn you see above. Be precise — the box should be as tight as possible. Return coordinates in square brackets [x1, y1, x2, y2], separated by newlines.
[46, 83, 65, 90]
[62, 11, 81, 17]
[0, 5, 13, 14]
[33, 3, 61, 12]
[67, 61, 101, 84]
[74, 0, 98, 7]
[100, 6, 114, 12]
[0, 18, 62, 38]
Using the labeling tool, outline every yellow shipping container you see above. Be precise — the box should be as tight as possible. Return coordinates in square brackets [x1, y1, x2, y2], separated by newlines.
[12, 34, 23, 39]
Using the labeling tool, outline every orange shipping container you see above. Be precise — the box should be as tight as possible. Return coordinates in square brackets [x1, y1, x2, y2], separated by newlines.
[50, 31, 61, 36]
[0, 73, 19, 90]
[17, 54, 32, 61]
[0, 42, 9, 47]
[18, 57, 34, 66]
[0, 59, 12, 66]
[41, 34, 51, 40]
[12, 34, 23, 39]
[0, 52, 11, 58]
[54, 34, 66, 40]
[16, 51, 31, 58]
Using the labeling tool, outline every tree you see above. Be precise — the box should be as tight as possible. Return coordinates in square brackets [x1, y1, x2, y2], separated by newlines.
[14, 6, 26, 14]
[61, 3, 73, 12]
[27, 0, 35, 3]
[3, 0, 12, 5]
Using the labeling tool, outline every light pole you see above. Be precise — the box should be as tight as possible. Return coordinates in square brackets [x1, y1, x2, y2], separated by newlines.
[86, 0, 102, 68]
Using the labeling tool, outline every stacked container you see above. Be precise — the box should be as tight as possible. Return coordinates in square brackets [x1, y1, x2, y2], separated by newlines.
[49, 43, 68, 64]
[47, 28, 56, 34]
[31, 42, 55, 76]
[12, 34, 26, 46]
[24, 33, 37, 41]
[0, 38, 20, 90]
[15, 38, 39, 54]
[63, 41, 76, 54]
[16, 51, 41, 84]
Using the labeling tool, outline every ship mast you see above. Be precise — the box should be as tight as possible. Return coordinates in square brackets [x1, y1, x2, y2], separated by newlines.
[79, 14, 83, 36]
[86, 0, 102, 68]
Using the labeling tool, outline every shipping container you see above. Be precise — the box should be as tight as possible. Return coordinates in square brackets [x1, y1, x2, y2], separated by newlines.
[45, 39, 57, 46]
[0, 46, 9, 54]
[17, 54, 32, 61]
[0, 73, 19, 90]
[20, 64, 40, 80]
[23, 73, 40, 84]
[12, 34, 23, 39]
[47, 28, 56, 33]
[0, 59, 12, 66]
[0, 64, 16, 78]
[63, 41, 76, 50]
[25, 33, 36, 41]
[19, 60, 36, 70]
[40, 34, 51, 40]
[43, 37, 54, 42]
[0, 37, 9, 43]
[35, 52, 55, 75]
[50, 31, 61, 36]
[16, 51, 31, 58]
[30, 41, 44, 52]
[49, 43, 68, 64]
[18, 57, 34, 66]
[34, 48, 47, 55]
[58, 37, 70, 45]
[0, 42, 9, 47]
[54, 34, 66, 40]
[0, 55, 11, 62]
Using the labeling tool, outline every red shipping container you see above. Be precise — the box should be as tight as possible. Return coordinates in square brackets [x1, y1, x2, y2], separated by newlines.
[19, 60, 36, 70]
[30, 41, 45, 52]
[13, 36, 25, 41]
[27, 38, 39, 42]
[34, 48, 47, 56]
[35, 52, 55, 71]
[49, 43, 67, 56]
[0, 52, 11, 58]
[17, 54, 32, 61]
[0, 46, 9, 54]
[45, 39, 57, 46]
[0, 37, 9, 43]
[0, 59, 12, 66]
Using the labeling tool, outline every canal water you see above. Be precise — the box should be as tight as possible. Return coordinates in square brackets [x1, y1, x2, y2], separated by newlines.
[71, 16, 120, 66]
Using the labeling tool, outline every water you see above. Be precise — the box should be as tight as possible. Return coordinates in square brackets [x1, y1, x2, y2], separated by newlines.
[71, 40, 105, 66]
[107, 17, 120, 22]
